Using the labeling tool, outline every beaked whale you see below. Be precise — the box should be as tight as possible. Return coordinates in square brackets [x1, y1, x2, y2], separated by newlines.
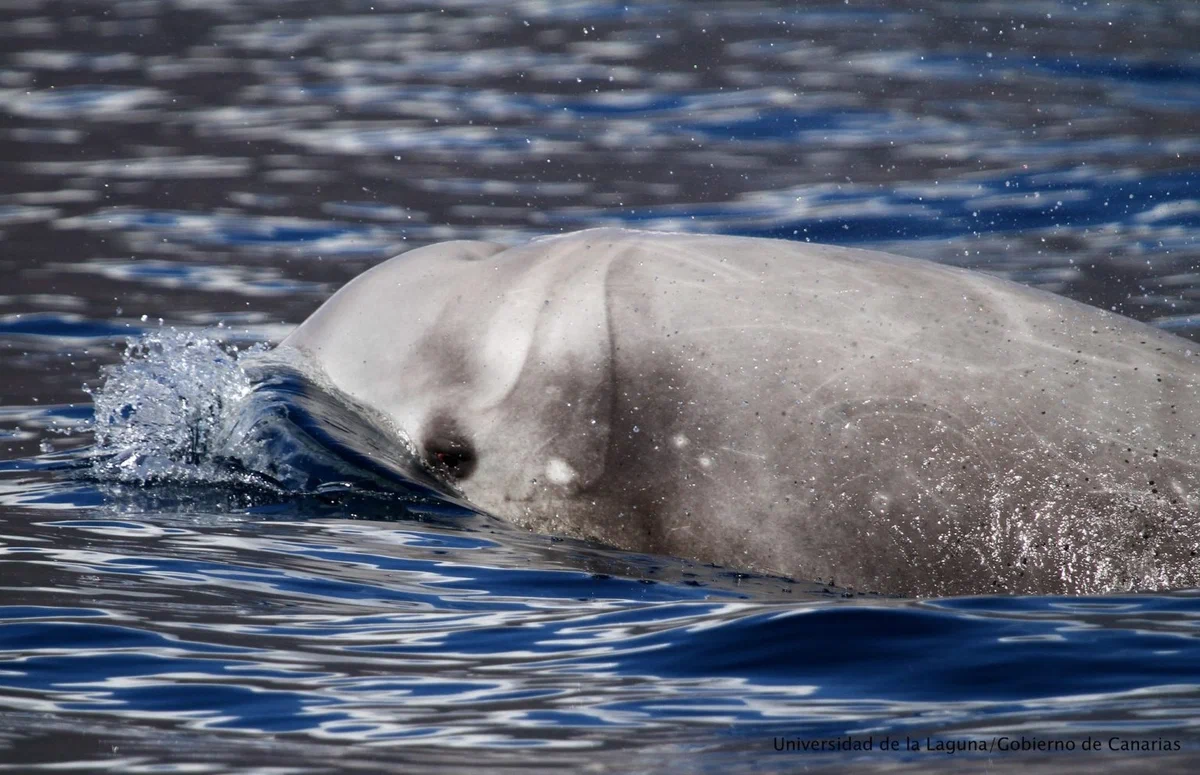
[280, 228, 1200, 596]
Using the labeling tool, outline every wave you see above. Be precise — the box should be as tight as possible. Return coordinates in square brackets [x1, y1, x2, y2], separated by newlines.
[80, 330, 468, 514]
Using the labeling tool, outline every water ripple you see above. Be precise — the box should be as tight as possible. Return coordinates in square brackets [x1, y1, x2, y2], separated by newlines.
[2, 0, 1199, 770]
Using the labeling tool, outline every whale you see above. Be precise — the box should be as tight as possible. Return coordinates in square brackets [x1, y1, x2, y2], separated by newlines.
[279, 228, 1200, 597]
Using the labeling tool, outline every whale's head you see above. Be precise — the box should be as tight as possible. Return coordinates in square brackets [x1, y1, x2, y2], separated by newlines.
[281, 234, 627, 527]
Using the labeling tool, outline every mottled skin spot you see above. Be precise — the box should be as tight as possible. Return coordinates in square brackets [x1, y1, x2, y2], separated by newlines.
[282, 229, 1200, 597]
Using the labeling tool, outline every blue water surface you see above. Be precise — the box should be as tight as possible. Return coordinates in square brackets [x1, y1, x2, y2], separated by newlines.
[1, 0, 1199, 772]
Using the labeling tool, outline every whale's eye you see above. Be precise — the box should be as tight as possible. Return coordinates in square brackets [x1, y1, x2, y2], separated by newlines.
[431, 443, 476, 480]
[422, 416, 477, 481]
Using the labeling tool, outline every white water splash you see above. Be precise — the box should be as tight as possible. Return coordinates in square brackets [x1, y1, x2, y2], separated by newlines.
[85, 330, 266, 485]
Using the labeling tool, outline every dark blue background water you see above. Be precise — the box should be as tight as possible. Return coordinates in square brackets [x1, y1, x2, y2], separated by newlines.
[1, 1, 1199, 772]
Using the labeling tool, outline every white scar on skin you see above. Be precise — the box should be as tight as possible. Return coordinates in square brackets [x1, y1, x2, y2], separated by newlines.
[545, 457, 578, 486]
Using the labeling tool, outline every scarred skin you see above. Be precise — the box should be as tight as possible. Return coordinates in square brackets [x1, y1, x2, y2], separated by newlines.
[281, 228, 1200, 597]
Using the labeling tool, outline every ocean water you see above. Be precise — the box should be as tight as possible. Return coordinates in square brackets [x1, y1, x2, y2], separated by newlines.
[1, 0, 1199, 772]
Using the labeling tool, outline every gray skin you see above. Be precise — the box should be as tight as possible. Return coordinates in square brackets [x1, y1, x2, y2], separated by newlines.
[281, 228, 1200, 597]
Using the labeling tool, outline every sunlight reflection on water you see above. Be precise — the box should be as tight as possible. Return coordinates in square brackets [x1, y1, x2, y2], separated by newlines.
[1, 0, 1198, 771]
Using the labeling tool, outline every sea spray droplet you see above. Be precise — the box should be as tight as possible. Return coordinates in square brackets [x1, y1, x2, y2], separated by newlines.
[86, 330, 265, 484]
